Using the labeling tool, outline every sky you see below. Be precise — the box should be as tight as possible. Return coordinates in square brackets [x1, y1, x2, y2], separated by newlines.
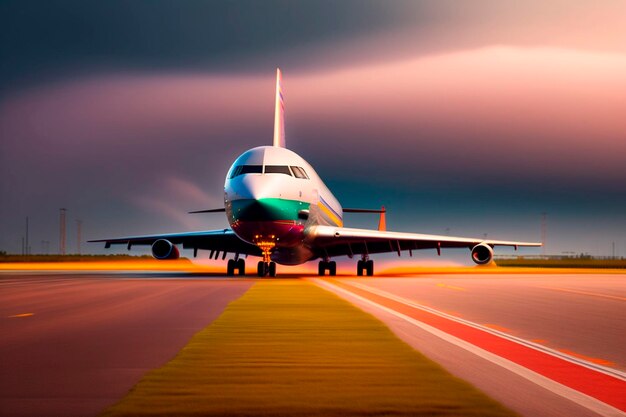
[1, 0, 625, 259]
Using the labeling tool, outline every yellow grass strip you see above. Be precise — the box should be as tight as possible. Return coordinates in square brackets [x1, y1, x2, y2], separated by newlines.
[101, 281, 517, 417]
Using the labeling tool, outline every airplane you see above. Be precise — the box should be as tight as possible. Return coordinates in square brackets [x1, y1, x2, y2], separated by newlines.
[91, 68, 541, 277]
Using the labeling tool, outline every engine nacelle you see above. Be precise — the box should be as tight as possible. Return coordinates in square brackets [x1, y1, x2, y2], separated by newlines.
[151, 239, 180, 260]
[471, 243, 494, 265]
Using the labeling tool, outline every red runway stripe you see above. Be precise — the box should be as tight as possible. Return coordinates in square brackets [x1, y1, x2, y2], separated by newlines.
[328, 279, 626, 412]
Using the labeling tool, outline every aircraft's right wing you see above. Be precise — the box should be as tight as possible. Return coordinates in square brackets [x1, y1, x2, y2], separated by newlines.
[306, 225, 541, 258]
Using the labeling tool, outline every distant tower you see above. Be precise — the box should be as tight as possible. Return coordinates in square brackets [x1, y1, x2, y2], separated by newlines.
[25, 216, 29, 256]
[76, 219, 83, 255]
[59, 208, 67, 255]
[541, 212, 547, 256]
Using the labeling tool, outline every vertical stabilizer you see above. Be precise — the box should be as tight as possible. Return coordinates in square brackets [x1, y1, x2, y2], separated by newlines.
[273, 68, 285, 147]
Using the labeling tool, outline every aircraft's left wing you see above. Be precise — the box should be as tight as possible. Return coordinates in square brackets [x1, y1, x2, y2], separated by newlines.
[89, 229, 261, 257]
[306, 225, 541, 258]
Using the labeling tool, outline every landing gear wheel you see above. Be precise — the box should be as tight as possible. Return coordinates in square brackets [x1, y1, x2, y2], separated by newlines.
[318, 261, 326, 276]
[356, 260, 364, 276]
[318, 260, 335, 276]
[257, 261, 267, 277]
[366, 260, 374, 276]
[236, 258, 246, 276]
[328, 261, 337, 276]
[268, 262, 277, 277]
[227, 259, 235, 276]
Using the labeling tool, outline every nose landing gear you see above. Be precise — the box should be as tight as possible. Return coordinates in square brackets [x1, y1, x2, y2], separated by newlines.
[257, 261, 277, 277]
[254, 236, 277, 277]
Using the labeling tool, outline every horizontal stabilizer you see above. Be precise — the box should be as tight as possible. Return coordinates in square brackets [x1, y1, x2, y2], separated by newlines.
[343, 206, 386, 231]
[188, 208, 226, 214]
[343, 208, 386, 213]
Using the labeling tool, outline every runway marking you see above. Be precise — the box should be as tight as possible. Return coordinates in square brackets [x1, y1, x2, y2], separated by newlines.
[441, 309, 463, 318]
[8, 313, 34, 318]
[541, 287, 626, 302]
[558, 349, 615, 367]
[483, 323, 511, 333]
[436, 283, 467, 291]
[315, 279, 626, 416]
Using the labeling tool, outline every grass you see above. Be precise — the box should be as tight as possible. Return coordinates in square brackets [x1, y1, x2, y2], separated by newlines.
[101, 281, 517, 417]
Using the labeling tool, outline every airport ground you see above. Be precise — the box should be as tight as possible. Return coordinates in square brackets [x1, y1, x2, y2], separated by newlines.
[0, 268, 624, 417]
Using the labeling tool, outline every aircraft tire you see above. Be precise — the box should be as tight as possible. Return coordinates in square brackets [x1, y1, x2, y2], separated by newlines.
[237, 258, 245, 276]
[318, 261, 327, 276]
[329, 261, 337, 276]
[227, 259, 235, 276]
[257, 261, 266, 277]
[268, 262, 277, 277]
[356, 260, 364, 276]
[366, 260, 374, 276]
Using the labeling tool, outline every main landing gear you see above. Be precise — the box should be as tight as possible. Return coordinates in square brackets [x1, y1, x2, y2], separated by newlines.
[318, 260, 337, 276]
[226, 258, 246, 276]
[357, 259, 374, 276]
[257, 261, 277, 277]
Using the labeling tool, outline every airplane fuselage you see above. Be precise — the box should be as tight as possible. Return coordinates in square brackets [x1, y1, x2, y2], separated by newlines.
[224, 146, 342, 265]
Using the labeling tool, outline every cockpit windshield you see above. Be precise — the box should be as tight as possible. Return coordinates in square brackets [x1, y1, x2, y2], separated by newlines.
[264, 165, 292, 176]
[290, 166, 309, 179]
[229, 164, 309, 179]
[229, 165, 262, 178]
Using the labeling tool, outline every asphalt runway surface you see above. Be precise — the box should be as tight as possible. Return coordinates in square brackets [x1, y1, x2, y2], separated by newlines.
[0, 273, 253, 417]
[316, 273, 625, 417]
[1, 271, 624, 417]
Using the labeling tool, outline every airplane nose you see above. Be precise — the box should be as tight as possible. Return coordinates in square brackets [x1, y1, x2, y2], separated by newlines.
[233, 175, 276, 200]
[227, 174, 303, 222]
[233, 199, 271, 221]
[231, 198, 300, 222]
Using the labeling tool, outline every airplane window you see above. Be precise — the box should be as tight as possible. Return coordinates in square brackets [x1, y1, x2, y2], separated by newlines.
[264, 165, 292, 176]
[291, 166, 309, 179]
[228, 166, 242, 178]
[240, 165, 263, 175]
[229, 165, 262, 178]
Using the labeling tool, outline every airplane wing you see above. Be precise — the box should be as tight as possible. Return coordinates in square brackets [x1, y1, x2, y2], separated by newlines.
[89, 229, 261, 257]
[306, 225, 541, 258]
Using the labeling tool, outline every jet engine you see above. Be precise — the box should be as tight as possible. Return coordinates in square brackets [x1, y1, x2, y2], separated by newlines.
[471, 243, 494, 265]
[151, 239, 180, 260]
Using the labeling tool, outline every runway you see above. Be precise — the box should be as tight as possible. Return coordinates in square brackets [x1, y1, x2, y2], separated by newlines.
[0, 273, 253, 417]
[1, 271, 624, 417]
[316, 273, 625, 417]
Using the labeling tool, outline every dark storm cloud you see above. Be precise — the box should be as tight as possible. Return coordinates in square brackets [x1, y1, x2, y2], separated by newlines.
[0, 0, 416, 92]
[3, 1, 625, 94]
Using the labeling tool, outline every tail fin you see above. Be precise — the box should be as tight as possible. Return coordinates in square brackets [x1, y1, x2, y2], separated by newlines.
[273, 68, 285, 147]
